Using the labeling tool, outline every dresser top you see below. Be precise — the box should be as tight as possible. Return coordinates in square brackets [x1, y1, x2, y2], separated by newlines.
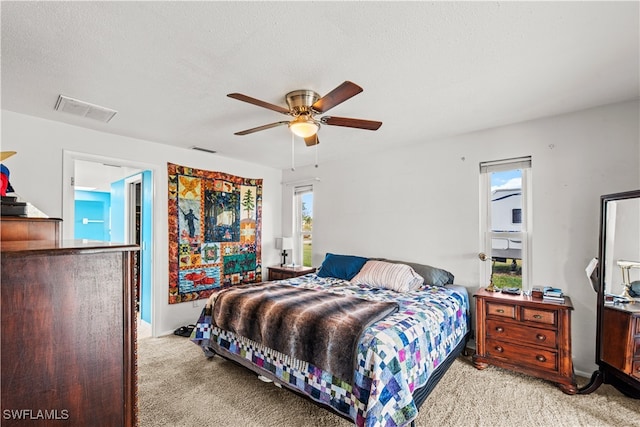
[604, 302, 640, 314]
[1, 239, 138, 256]
[474, 287, 574, 309]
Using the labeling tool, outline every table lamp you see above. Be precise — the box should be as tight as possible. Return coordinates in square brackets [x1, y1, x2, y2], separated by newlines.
[617, 260, 640, 301]
[275, 237, 293, 267]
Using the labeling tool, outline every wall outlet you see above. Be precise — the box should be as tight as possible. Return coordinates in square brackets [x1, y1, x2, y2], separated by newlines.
[192, 300, 199, 308]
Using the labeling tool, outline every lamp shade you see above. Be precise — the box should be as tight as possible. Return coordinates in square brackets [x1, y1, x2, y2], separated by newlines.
[275, 237, 293, 250]
[281, 237, 293, 250]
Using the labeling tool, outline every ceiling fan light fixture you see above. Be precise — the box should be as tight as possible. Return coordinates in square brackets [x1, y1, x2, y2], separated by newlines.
[289, 117, 319, 138]
[229, 81, 381, 141]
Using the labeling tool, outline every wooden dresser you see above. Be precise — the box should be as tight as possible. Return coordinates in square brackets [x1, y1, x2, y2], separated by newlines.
[0, 216, 62, 241]
[473, 288, 577, 394]
[1, 240, 139, 426]
[267, 265, 316, 281]
[601, 304, 640, 382]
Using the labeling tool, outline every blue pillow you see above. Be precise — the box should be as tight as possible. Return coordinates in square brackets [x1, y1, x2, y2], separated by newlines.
[317, 253, 369, 281]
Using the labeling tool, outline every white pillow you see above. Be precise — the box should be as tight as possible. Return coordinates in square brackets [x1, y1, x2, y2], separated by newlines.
[351, 260, 424, 292]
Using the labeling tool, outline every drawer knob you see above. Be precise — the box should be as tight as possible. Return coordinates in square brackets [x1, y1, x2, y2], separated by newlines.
[536, 334, 546, 341]
[495, 326, 504, 333]
[533, 314, 542, 319]
[494, 346, 504, 353]
[497, 309, 505, 313]
[536, 355, 547, 362]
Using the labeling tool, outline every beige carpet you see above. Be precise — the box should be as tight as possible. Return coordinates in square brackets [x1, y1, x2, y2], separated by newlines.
[138, 334, 639, 427]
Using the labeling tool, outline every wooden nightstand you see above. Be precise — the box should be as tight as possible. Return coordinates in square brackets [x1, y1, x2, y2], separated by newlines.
[267, 265, 316, 281]
[472, 288, 577, 394]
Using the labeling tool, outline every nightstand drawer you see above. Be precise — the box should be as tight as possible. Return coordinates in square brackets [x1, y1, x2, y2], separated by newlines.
[634, 338, 640, 358]
[267, 266, 316, 281]
[486, 302, 516, 319]
[522, 307, 556, 326]
[486, 338, 558, 372]
[269, 270, 289, 280]
[486, 319, 557, 349]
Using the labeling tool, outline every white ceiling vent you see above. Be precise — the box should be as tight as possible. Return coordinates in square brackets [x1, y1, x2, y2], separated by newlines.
[190, 146, 217, 154]
[54, 95, 117, 123]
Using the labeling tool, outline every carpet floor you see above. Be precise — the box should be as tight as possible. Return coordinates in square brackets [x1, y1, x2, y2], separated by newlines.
[138, 334, 639, 426]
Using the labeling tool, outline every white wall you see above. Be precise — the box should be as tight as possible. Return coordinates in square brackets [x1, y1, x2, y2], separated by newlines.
[4, 100, 638, 373]
[283, 100, 640, 375]
[1, 110, 283, 337]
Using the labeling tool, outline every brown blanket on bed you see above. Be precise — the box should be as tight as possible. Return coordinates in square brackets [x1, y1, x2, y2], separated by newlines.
[211, 282, 399, 384]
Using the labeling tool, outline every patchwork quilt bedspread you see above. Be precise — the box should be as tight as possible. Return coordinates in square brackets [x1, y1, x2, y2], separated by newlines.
[212, 282, 399, 384]
[192, 274, 469, 427]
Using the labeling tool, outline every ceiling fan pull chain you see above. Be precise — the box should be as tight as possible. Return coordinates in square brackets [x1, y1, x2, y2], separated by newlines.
[291, 132, 295, 171]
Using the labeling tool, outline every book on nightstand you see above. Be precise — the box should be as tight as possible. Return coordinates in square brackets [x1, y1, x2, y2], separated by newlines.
[543, 286, 564, 297]
[542, 286, 565, 303]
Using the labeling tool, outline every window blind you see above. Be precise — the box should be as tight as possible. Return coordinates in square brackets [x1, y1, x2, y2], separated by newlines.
[480, 156, 531, 173]
[294, 184, 313, 195]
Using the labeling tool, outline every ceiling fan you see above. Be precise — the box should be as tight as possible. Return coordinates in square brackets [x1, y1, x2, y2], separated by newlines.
[227, 81, 382, 147]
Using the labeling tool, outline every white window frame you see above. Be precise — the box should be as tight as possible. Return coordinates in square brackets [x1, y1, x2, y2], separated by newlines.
[293, 184, 313, 267]
[479, 156, 532, 290]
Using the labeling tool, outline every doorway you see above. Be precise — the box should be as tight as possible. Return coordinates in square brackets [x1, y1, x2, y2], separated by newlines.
[63, 151, 154, 331]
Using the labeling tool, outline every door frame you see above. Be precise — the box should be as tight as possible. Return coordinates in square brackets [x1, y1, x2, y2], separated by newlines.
[62, 150, 156, 332]
[124, 174, 142, 245]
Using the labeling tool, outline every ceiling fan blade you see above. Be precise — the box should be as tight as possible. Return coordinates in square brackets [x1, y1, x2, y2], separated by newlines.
[227, 93, 291, 115]
[304, 135, 320, 147]
[234, 121, 290, 136]
[321, 116, 382, 131]
[311, 81, 363, 113]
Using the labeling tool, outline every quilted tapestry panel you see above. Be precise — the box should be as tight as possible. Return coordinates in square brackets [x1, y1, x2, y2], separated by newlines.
[168, 163, 262, 303]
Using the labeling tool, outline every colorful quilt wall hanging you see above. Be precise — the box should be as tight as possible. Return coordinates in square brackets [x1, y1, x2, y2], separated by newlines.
[168, 163, 262, 304]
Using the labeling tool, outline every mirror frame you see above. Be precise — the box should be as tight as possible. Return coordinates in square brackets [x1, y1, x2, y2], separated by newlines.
[596, 189, 640, 357]
[597, 190, 640, 295]
[580, 189, 640, 396]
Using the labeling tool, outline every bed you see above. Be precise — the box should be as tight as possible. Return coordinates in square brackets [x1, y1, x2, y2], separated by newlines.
[191, 254, 470, 427]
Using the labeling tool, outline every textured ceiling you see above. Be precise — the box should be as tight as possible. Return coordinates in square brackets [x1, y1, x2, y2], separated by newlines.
[2, 1, 639, 170]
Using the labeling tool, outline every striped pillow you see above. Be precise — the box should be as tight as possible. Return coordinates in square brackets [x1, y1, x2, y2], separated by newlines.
[351, 260, 424, 292]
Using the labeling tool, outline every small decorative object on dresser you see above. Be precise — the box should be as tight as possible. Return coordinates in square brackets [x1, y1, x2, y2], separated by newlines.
[267, 265, 316, 281]
[531, 287, 544, 299]
[473, 287, 577, 394]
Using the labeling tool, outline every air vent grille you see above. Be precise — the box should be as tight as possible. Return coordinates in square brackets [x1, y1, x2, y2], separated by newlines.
[54, 95, 117, 123]
[190, 146, 217, 154]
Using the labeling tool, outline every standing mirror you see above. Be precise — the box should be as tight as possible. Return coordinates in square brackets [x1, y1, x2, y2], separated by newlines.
[579, 189, 640, 397]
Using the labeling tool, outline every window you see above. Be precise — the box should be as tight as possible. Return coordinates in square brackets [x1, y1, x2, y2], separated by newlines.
[293, 185, 313, 267]
[480, 157, 531, 290]
[512, 208, 522, 224]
